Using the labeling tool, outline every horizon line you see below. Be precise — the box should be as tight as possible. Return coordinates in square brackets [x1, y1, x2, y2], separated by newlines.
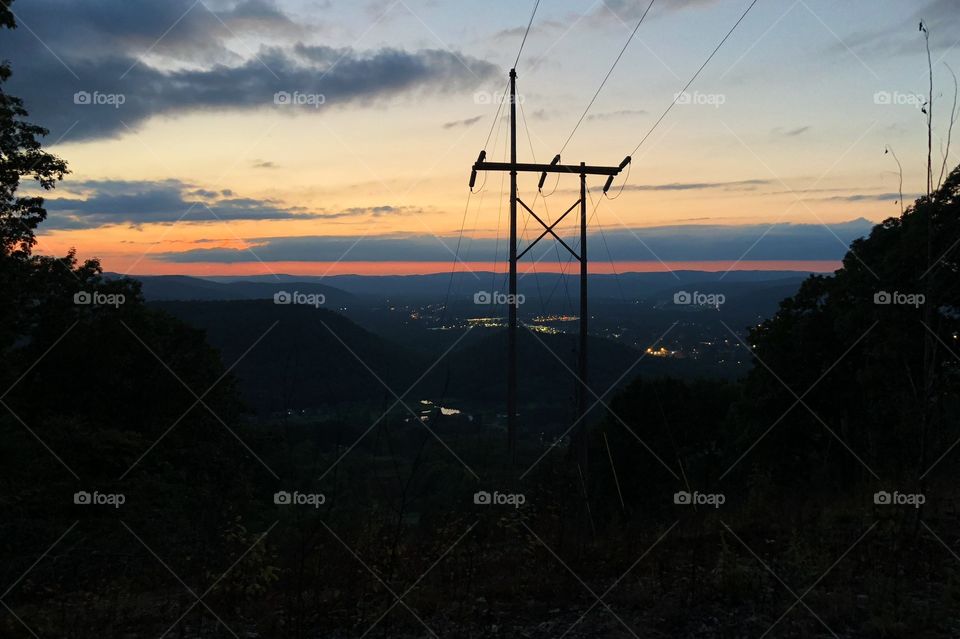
[116, 260, 841, 278]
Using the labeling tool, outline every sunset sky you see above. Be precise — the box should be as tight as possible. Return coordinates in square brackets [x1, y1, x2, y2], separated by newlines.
[3, 0, 958, 276]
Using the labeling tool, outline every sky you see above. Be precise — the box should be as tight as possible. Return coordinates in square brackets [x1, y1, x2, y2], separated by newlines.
[3, 0, 959, 276]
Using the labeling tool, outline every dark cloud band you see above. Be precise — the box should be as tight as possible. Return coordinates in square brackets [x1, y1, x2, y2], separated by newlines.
[153, 219, 874, 263]
[42, 179, 414, 229]
[1, 0, 497, 140]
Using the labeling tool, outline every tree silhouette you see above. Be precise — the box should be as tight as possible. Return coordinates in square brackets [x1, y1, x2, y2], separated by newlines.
[0, 0, 76, 355]
[0, 7, 276, 635]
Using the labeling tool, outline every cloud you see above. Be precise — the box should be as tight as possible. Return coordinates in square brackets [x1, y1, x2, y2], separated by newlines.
[586, 109, 648, 121]
[0, 0, 498, 140]
[8, 0, 306, 66]
[614, 178, 773, 192]
[340, 205, 411, 217]
[829, 0, 960, 59]
[529, 108, 559, 121]
[773, 126, 811, 137]
[592, 0, 718, 23]
[189, 188, 221, 198]
[155, 219, 876, 263]
[489, 19, 565, 42]
[819, 192, 921, 203]
[442, 115, 483, 129]
[42, 179, 415, 229]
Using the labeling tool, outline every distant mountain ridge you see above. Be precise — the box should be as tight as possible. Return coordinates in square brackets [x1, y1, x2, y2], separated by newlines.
[153, 300, 420, 415]
[116, 270, 817, 302]
[105, 273, 354, 304]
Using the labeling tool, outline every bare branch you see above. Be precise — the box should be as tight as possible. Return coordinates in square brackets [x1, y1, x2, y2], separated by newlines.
[923, 21, 933, 197]
[885, 145, 904, 216]
[938, 63, 958, 191]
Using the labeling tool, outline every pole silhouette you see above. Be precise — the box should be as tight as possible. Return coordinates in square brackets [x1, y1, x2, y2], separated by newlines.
[469, 68, 628, 471]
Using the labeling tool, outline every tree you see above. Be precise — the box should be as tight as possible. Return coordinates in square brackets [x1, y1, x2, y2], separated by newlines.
[735, 167, 960, 489]
[0, 0, 77, 356]
[0, 7, 274, 633]
[0, 1, 67, 258]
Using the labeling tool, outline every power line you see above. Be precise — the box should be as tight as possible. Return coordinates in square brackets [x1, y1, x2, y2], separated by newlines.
[469, 6, 631, 457]
[586, 187, 628, 308]
[514, 0, 542, 69]
[477, 88, 509, 191]
[482, 78, 510, 153]
[519, 98, 575, 316]
[439, 189, 474, 326]
[630, 0, 760, 156]
[559, 0, 657, 155]
[480, 0, 542, 154]
[443, 85, 509, 321]
[490, 125, 509, 297]
[476, 0, 543, 316]
[516, 99, 550, 316]
[541, 207, 580, 313]
[604, 158, 631, 199]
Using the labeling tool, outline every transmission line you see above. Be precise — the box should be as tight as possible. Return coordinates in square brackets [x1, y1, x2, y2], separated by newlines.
[514, 0, 542, 69]
[559, 0, 657, 155]
[629, 0, 760, 156]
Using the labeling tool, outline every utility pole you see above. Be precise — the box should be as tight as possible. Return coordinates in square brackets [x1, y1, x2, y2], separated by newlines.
[508, 68, 518, 463]
[468, 68, 628, 471]
[578, 162, 588, 473]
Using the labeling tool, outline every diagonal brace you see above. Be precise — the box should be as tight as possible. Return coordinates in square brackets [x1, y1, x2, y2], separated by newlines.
[516, 197, 581, 261]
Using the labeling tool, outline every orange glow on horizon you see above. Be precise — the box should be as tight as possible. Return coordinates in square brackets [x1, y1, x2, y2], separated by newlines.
[113, 259, 841, 277]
